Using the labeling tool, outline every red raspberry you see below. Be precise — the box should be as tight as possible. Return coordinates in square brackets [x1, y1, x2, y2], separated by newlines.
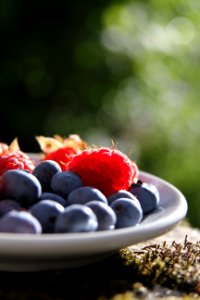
[44, 147, 78, 170]
[0, 151, 35, 176]
[67, 147, 138, 197]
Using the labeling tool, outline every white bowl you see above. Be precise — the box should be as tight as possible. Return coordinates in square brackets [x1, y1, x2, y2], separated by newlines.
[0, 171, 187, 271]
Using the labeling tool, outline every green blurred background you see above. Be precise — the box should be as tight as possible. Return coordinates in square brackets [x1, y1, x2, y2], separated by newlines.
[0, 0, 199, 227]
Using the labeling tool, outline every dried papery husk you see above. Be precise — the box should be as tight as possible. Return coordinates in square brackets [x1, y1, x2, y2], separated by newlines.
[35, 134, 87, 154]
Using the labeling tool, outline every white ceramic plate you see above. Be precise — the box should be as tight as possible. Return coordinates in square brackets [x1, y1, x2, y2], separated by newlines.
[0, 171, 187, 271]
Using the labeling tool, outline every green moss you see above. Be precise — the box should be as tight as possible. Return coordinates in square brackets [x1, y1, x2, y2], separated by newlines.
[119, 236, 200, 294]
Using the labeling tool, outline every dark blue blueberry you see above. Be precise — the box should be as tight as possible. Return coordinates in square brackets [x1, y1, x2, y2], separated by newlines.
[29, 200, 65, 233]
[51, 171, 83, 199]
[39, 192, 67, 207]
[67, 186, 107, 206]
[32, 160, 61, 192]
[86, 200, 116, 231]
[108, 190, 138, 205]
[129, 181, 160, 214]
[0, 199, 21, 217]
[111, 198, 143, 228]
[0, 170, 42, 208]
[0, 211, 42, 234]
[54, 204, 98, 233]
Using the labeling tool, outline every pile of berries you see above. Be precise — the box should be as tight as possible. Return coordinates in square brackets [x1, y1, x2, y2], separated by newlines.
[0, 135, 160, 234]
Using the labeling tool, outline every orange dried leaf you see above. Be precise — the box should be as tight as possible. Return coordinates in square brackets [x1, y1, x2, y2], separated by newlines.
[35, 136, 64, 154]
[62, 134, 88, 151]
[8, 138, 20, 153]
[0, 143, 8, 156]
[53, 135, 64, 143]
[36, 134, 88, 154]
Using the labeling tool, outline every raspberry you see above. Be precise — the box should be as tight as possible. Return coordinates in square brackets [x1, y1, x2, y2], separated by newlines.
[67, 147, 138, 197]
[44, 147, 78, 170]
[0, 151, 35, 176]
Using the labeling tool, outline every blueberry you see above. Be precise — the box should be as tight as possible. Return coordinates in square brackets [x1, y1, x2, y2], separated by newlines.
[0, 170, 42, 208]
[51, 171, 83, 199]
[32, 160, 61, 192]
[111, 198, 143, 228]
[108, 190, 138, 205]
[67, 186, 107, 206]
[0, 199, 21, 217]
[86, 200, 116, 231]
[54, 204, 98, 233]
[0, 211, 42, 234]
[29, 200, 65, 233]
[39, 192, 67, 207]
[129, 181, 160, 214]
